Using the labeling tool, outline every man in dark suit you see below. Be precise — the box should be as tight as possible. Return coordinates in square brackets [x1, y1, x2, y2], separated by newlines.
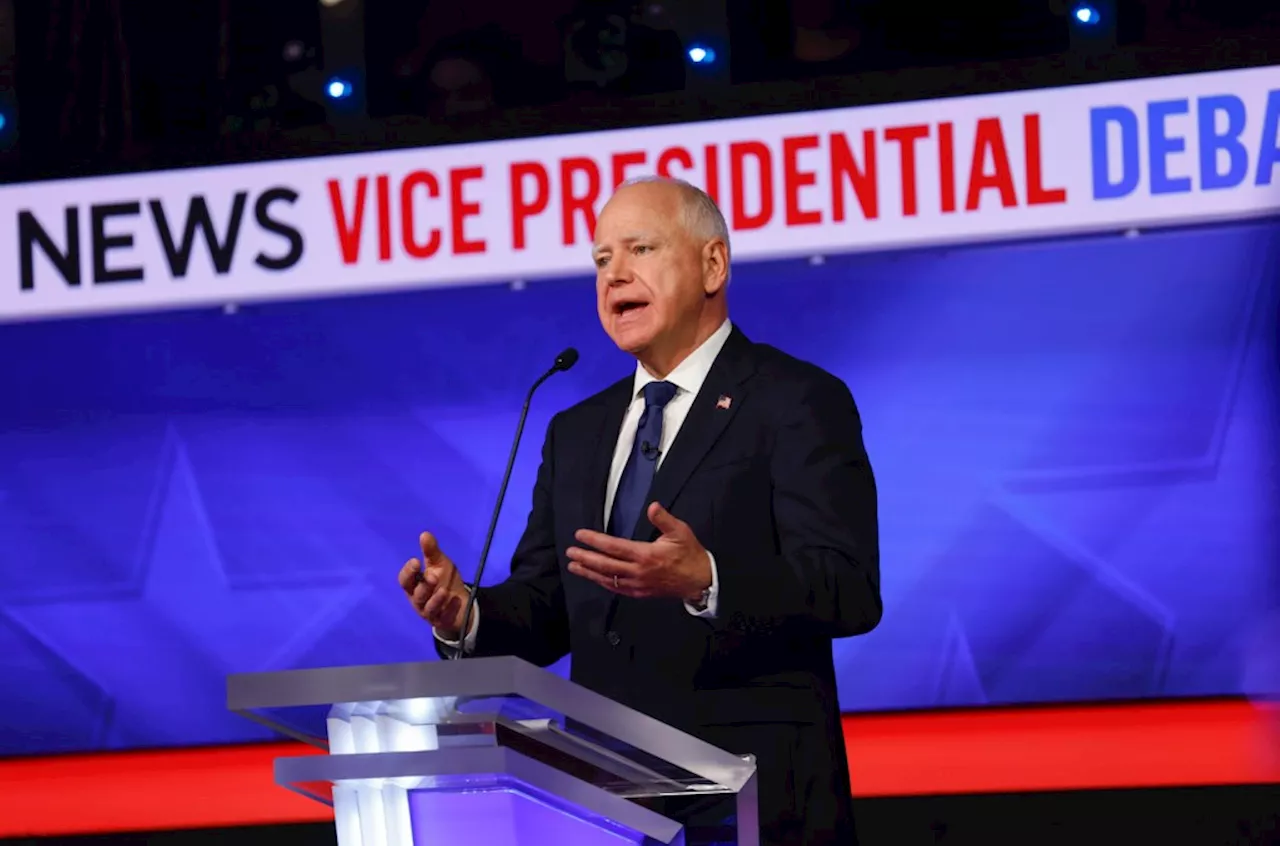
[398, 176, 882, 845]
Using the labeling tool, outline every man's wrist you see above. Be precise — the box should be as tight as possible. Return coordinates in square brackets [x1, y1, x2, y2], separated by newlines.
[440, 588, 474, 640]
[684, 577, 713, 605]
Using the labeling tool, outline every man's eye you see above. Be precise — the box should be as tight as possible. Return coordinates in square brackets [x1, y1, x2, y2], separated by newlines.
[633, 245, 651, 254]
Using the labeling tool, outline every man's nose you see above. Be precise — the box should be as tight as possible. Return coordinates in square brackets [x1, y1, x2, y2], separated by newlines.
[603, 256, 633, 286]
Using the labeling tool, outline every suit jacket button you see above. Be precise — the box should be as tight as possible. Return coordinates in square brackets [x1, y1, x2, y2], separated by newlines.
[606, 631, 621, 647]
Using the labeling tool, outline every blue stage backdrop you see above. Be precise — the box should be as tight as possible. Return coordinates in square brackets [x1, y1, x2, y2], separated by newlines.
[1, 218, 1277, 757]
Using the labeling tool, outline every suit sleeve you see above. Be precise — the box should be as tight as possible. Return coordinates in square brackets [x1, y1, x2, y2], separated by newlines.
[433, 416, 570, 666]
[717, 374, 882, 640]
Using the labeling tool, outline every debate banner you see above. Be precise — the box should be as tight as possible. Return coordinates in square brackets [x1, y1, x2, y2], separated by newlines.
[2, 64, 1278, 323]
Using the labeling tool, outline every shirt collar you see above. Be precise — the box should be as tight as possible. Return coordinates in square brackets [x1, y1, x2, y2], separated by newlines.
[632, 319, 733, 400]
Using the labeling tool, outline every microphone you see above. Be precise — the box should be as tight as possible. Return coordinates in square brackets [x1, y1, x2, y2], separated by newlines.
[452, 346, 579, 659]
[640, 440, 660, 461]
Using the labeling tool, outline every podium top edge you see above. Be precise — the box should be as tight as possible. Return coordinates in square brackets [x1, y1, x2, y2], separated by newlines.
[226, 655, 530, 710]
[225, 656, 756, 790]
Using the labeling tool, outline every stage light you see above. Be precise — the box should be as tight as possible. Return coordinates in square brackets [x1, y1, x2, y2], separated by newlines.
[687, 44, 716, 64]
[1073, 4, 1101, 24]
[0, 113, 8, 132]
[325, 77, 353, 100]
[1066, 0, 1115, 54]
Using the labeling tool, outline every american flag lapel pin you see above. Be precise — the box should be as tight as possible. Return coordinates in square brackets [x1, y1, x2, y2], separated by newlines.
[716, 394, 732, 410]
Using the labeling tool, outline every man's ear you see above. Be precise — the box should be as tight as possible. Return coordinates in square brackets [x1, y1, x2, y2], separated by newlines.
[702, 239, 729, 297]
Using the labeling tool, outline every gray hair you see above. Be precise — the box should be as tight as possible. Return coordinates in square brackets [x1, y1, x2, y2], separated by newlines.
[618, 175, 731, 258]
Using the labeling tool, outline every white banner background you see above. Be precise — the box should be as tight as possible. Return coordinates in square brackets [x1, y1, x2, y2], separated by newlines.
[2, 64, 1277, 322]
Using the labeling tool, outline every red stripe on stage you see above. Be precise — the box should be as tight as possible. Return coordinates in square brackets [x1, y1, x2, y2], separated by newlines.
[0, 742, 330, 836]
[843, 698, 1278, 797]
[0, 698, 1274, 837]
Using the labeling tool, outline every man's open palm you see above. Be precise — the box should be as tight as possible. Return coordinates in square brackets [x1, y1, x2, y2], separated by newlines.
[566, 502, 713, 602]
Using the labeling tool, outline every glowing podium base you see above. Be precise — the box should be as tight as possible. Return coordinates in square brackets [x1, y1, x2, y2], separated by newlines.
[227, 656, 758, 846]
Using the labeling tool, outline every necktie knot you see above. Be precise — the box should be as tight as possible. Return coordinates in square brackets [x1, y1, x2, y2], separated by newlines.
[642, 380, 678, 410]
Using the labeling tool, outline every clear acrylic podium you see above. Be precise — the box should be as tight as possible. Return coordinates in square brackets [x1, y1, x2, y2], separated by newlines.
[227, 656, 758, 846]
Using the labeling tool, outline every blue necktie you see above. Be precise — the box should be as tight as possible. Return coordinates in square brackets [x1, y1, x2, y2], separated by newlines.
[608, 380, 678, 537]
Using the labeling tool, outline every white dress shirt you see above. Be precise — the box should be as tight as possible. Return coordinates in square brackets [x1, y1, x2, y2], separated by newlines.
[437, 319, 733, 652]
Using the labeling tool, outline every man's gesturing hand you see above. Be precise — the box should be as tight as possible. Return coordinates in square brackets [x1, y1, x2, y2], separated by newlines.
[567, 502, 712, 602]
[398, 531, 469, 638]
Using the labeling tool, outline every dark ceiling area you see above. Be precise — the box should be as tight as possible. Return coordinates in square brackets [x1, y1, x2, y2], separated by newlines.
[2, 0, 1278, 181]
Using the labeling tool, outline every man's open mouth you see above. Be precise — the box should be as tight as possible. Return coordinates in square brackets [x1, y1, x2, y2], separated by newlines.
[613, 300, 649, 315]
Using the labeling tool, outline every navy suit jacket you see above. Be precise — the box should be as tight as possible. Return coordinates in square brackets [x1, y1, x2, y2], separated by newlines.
[452, 325, 881, 841]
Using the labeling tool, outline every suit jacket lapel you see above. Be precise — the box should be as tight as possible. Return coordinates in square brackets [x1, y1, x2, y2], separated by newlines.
[630, 327, 757, 541]
[582, 377, 633, 533]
